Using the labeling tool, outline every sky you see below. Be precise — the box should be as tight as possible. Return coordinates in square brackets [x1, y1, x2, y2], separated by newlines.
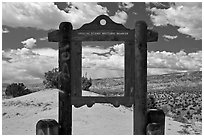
[2, 2, 202, 84]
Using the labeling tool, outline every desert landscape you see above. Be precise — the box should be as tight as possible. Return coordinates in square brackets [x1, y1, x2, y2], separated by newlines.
[2, 71, 202, 135]
[2, 2, 202, 136]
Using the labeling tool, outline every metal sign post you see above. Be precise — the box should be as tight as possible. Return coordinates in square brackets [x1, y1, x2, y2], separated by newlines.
[44, 15, 161, 135]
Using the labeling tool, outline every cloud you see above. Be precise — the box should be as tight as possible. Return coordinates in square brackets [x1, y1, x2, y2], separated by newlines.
[32, 48, 58, 57]
[2, 48, 58, 84]
[63, 2, 128, 25]
[63, 2, 109, 28]
[82, 43, 124, 78]
[21, 38, 37, 49]
[2, 27, 9, 33]
[2, 2, 68, 30]
[118, 2, 134, 10]
[3, 43, 201, 83]
[82, 42, 201, 78]
[146, 2, 174, 9]
[2, 2, 129, 30]
[39, 37, 48, 41]
[110, 10, 128, 24]
[147, 2, 202, 40]
[147, 50, 202, 74]
[163, 35, 178, 40]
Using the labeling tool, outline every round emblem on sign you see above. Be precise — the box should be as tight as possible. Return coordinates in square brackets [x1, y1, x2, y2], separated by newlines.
[100, 19, 106, 25]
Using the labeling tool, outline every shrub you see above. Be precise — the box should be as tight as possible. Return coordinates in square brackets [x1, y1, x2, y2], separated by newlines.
[43, 68, 59, 88]
[5, 83, 32, 97]
[43, 68, 92, 91]
[147, 95, 157, 109]
[82, 75, 92, 91]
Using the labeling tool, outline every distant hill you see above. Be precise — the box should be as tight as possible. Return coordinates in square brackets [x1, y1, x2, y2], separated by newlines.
[90, 77, 124, 96]
[147, 71, 202, 94]
[25, 83, 45, 92]
[147, 71, 202, 84]
[90, 71, 202, 96]
[90, 71, 202, 130]
[2, 71, 201, 95]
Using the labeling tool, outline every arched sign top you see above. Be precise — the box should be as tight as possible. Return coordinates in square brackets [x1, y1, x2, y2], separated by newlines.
[72, 15, 134, 41]
[77, 15, 130, 31]
[48, 15, 158, 42]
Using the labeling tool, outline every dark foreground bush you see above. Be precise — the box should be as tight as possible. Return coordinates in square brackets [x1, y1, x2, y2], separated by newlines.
[43, 68, 92, 91]
[82, 76, 92, 91]
[5, 83, 32, 97]
[43, 68, 58, 88]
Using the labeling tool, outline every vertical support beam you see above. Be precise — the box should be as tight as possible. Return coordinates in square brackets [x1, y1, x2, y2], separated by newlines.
[71, 41, 82, 97]
[134, 21, 147, 135]
[58, 22, 73, 135]
[125, 41, 135, 97]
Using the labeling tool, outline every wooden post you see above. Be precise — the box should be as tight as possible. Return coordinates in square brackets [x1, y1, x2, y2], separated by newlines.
[134, 21, 147, 135]
[58, 22, 73, 135]
[47, 22, 73, 135]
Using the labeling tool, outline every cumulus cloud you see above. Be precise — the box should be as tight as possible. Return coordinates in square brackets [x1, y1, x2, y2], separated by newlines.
[2, 2, 129, 30]
[82, 43, 124, 78]
[2, 48, 58, 84]
[147, 2, 202, 40]
[82, 42, 202, 78]
[2, 3, 65, 30]
[32, 48, 58, 57]
[2, 43, 201, 83]
[147, 50, 202, 74]
[110, 10, 128, 24]
[163, 35, 178, 40]
[118, 2, 134, 10]
[21, 38, 37, 49]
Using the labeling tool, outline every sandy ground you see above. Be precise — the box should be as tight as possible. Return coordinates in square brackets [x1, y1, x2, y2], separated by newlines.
[2, 89, 195, 135]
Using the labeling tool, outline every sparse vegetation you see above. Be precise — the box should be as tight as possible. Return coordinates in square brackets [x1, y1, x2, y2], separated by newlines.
[82, 73, 92, 91]
[89, 71, 202, 131]
[90, 77, 124, 96]
[2, 70, 202, 134]
[147, 72, 202, 125]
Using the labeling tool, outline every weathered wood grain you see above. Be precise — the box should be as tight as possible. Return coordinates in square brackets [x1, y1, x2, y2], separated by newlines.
[134, 21, 148, 135]
[58, 22, 72, 135]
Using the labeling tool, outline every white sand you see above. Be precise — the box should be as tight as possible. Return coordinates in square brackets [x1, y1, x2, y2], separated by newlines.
[2, 89, 192, 135]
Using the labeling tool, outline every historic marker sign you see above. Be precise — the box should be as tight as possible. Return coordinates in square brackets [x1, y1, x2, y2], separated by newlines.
[48, 15, 159, 135]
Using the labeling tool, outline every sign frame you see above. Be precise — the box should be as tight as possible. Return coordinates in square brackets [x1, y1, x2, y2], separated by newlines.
[48, 15, 158, 135]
